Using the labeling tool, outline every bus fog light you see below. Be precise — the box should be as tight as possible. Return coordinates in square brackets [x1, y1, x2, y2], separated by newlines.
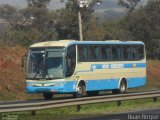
[51, 90, 57, 93]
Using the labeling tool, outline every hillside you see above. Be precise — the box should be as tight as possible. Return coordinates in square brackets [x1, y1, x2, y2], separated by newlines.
[147, 60, 160, 89]
[94, 10, 125, 22]
[94, 0, 122, 11]
[0, 46, 26, 100]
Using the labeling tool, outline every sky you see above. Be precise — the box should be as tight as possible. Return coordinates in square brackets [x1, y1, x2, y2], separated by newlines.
[0, 0, 66, 9]
[0, 0, 120, 9]
[0, 0, 148, 10]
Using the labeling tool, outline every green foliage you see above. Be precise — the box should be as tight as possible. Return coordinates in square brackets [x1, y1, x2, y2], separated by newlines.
[85, 17, 105, 41]
[55, 8, 79, 40]
[103, 20, 132, 40]
[0, 4, 25, 30]
[123, 0, 160, 58]
[118, 0, 141, 13]
[104, 0, 160, 59]
[0, 0, 104, 46]
[26, 0, 51, 8]
[56, 0, 103, 40]
[0, 3, 58, 46]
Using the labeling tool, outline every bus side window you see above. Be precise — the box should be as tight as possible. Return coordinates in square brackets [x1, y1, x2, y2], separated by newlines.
[128, 47, 132, 60]
[78, 45, 88, 62]
[83, 46, 88, 60]
[66, 45, 76, 77]
[88, 45, 101, 61]
[111, 45, 121, 60]
[122, 45, 127, 60]
[94, 46, 100, 60]
[131, 45, 137, 60]
[100, 45, 111, 61]
[78, 46, 83, 61]
[105, 47, 111, 60]
[137, 45, 144, 60]
[88, 46, 94, 60]
[123, 45, 132, 60]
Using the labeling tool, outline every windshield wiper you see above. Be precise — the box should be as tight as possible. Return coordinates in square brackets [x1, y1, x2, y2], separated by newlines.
[27, 78, 41, 80]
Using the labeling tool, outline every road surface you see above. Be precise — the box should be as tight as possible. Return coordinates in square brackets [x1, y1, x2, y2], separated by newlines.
[73, 108, 160, 120]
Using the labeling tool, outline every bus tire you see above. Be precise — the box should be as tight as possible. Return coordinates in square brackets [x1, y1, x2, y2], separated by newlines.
[112, 89, 119, 94]
[86, 91, 99, 96]
[73, 82, 86, 98]
[112, 79, 127, 94]
[43, 93, 54, 100]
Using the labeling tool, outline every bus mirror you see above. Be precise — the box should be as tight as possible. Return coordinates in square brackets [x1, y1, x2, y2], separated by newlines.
[21, 54, 27, 68]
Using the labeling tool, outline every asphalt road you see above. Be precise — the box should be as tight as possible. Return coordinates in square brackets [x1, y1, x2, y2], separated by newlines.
[73, 109, 160, 120]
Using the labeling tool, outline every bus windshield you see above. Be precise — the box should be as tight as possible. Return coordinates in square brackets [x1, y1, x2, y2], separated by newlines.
[26, 48, 65, 80]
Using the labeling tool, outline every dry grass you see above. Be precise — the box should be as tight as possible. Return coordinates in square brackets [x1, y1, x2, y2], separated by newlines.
[0, 46, 27, 100]
[147, 60, 160, 88]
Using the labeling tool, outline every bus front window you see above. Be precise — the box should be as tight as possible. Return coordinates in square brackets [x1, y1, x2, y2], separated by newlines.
[26, 48, 65, 80]
[45, 51, 64, 79]
[27, 51, 45, 79]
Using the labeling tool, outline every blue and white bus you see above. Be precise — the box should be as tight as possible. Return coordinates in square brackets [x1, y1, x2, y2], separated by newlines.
[25, 40, 146, 99]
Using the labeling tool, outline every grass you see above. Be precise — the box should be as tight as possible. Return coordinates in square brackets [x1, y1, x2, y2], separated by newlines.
[1, 97, 160, 120]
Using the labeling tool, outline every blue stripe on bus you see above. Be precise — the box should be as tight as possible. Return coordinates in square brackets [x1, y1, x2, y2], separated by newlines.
[26, 81, 77, 93]
[124, 63, 146, 68]
[26, 77, 146, 94]
[67, 41, 144, 46]
[86, 77, 146, 91]
[91, 63, 146, 69]
[127, 77, 146, 88]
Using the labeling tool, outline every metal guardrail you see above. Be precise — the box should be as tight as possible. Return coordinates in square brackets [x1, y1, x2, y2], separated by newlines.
[0, 91, 160, 114]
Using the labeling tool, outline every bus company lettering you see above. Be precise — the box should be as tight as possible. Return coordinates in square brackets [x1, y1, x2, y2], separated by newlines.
[92, 65, 97, 69]
[91, 64, 124, 70]
[110, 64, 124, 69]
[102, 64, 109, 69]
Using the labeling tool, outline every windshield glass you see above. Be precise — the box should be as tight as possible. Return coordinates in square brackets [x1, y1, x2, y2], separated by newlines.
[26, 47, 65, 80]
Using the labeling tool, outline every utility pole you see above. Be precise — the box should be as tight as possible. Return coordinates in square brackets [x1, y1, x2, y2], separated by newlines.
[78, 11, 83, 41]
[78, 0, 91, 41]
[78, 0, 101, 41]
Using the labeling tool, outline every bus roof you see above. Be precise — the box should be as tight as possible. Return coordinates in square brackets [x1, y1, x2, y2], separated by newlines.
[30, 40, 144, 48]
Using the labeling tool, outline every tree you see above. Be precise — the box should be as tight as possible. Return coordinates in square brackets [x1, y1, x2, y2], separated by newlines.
[26, 0, 51, 8]
[56, 0, 102, 40]
[115, 0, 160, 58]
[103, 19, 132, 40]
[21, 0, 57, 43]
[0, 4, 31, 30]
[118, 0, 141, 13]
[0, 2, 57, 46]
[85, 17, 105, 40]
[0, 4, 36, 46]
[65, 0, 102, 23]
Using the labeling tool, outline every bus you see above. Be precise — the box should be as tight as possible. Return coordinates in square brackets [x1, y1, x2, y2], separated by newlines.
[25, 40, 146, 99]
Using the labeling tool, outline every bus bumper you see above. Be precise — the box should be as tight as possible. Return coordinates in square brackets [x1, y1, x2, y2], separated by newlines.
[26, 81, 77, 94]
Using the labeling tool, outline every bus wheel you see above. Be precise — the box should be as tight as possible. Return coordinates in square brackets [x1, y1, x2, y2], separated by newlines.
[73, 82, 86, 98]
[86, 91, 99, 96]
[112, 80, 127, 94]
[43, 93, 54, 100]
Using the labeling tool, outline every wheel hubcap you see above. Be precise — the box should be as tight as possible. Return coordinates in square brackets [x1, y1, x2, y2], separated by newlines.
[120, 83, 126, 92]
[77, 86, 82, 94]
